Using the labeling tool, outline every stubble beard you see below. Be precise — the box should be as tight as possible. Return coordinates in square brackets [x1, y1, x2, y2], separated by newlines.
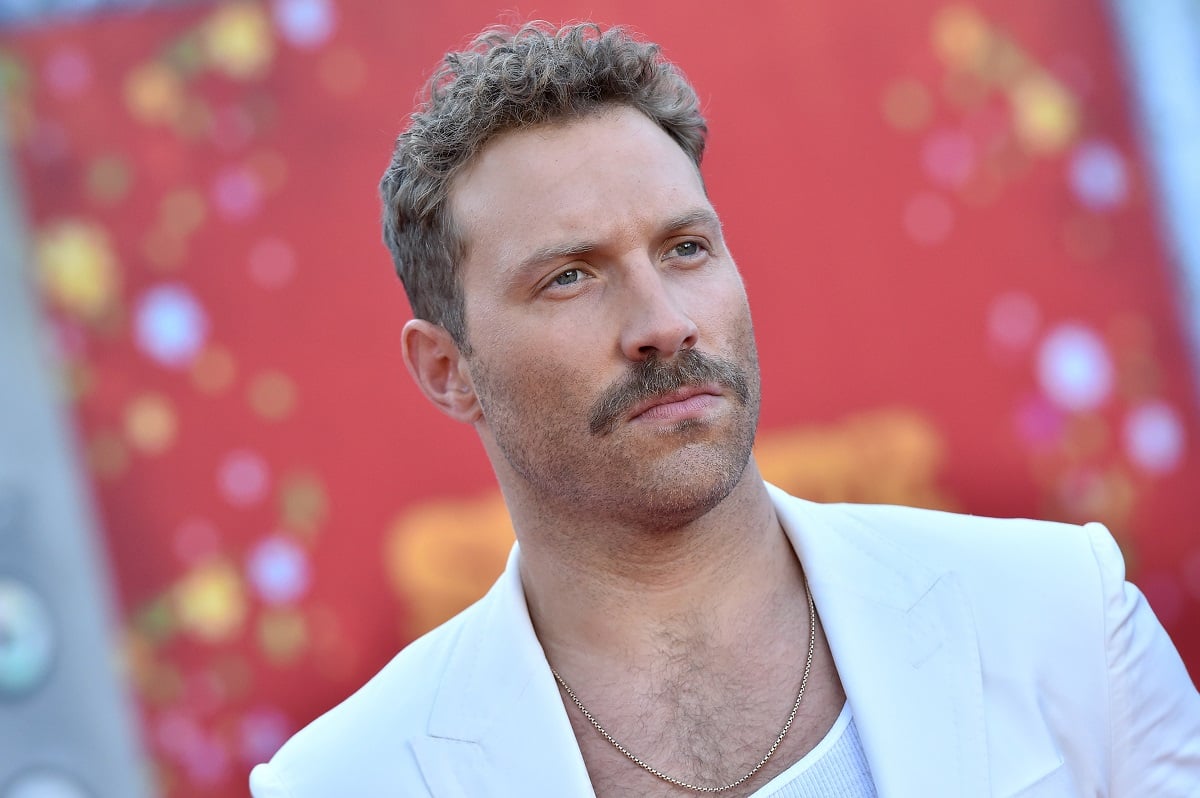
[471, 344, 762, 532]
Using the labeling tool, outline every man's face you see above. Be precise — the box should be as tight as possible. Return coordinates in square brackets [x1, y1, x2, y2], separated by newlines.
[448, 105, 761, 529]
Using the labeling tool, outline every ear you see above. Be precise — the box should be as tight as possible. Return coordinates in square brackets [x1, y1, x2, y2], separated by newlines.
[401, 319, 481, 424]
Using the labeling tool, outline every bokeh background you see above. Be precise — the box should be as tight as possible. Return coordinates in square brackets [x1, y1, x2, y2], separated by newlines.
[1, 0, 1198, 795]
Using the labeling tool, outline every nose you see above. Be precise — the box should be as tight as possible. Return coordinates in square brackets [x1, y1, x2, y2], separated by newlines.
[617, 265, 700, 361]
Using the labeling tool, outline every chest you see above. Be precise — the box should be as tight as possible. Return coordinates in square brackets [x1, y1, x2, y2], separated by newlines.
[563, 641, 847, 798]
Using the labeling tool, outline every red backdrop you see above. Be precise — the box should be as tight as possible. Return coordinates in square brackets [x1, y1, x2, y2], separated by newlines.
[3, 1, 1198, 794]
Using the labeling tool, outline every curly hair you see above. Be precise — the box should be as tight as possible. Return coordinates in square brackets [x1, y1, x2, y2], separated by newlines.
[379, 22, 708, 349]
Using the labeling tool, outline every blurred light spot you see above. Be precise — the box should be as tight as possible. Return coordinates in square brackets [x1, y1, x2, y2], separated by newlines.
[987, 292, 1040, 350]
[35, 219, 120, 322]
[248, 237, 296, 288]
[239, 708, 291, 763]
[88, 429, 129, 479]
[931, 4, 990, 71]
[124, 392, 177, 454]
[218, 450, 269, 507]
[922, 129, 975, 188]
[191, 344, 237, 394]
[249, 370, 297, 420]
[43, 46, 92, 98]
[212, 166, 263, 221]
[135, 284, 208, 367]
[132, 597, 176, 645]
[1123, 401, 1184, 475]
[174, 560, 246, 642]
[247, 537, 310, 604]
[86, 155, 132, 204]
[183, 733, 232, 786]
[273, 0, 336, 48]
[882, 77, 932, 131]
[257, 609, 308, 664]
[279, 472, 328, 537]
[1055, 467, 1110, 521]
[903, 191, 954, 245]
[1014, 394, 1064, 449]
[1010, 72, 1078, 155]
[202, 2, 275, 80]
[1069, 140, 1128, 211]
[125, 62, 184, 124]
[1037, 323, 1113, 411]
[0, 578, 56, 698]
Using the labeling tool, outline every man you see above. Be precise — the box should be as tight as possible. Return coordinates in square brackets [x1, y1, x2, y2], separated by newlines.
[250, 22, 1200, 797]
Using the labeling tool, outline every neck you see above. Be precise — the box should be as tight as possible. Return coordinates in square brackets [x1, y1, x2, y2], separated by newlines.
[510, 463, 803, 674]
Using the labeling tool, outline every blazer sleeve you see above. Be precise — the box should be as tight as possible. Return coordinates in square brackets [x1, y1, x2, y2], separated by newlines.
[1087, 522, 1200, 795]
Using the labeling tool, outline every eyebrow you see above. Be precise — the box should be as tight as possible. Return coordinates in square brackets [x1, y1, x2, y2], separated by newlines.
[513, 207, 724, 275]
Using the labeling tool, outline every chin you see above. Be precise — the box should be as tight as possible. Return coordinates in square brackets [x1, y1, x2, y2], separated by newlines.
[617, 444, 753, 532]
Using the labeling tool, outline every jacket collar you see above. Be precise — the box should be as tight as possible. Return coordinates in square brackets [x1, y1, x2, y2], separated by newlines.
[412, 484, 988, 797]
[769, 485, 989, 797]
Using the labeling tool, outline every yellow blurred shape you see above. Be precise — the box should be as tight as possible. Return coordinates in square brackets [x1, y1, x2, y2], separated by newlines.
[386, 494, 515, 638]
[257, 608, 308, 665]
[1010, 72, 1078, 155]
[35, 219, 120, 322]
[932, 4, 990, 71]
[125, 62, 184, 124]
[249, 370, 297, 421]
[124, 393, 177, 455]
[755, 408, 955, 510]
[203, 2, 275, 80]
[173, 559, 246, 642]
[278, 472, 328, 537]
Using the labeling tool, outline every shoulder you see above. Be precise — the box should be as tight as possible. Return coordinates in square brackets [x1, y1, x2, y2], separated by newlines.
[794, 493, 1108, 591]
[771, 485, 1118, 665]
[248, 597, 483, 797]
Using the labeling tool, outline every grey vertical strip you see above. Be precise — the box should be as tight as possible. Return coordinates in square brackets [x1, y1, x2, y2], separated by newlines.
[1107, 0, 1200, 400]
[0, 99, 151, 793]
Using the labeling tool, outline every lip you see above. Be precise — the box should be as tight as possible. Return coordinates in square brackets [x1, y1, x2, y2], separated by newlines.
[627, 384, 724, 423]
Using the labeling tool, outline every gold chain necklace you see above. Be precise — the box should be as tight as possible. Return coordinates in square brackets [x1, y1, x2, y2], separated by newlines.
[551, 574, 817, 793]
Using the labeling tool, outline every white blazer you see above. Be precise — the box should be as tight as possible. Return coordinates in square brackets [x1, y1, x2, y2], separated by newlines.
[250, 484, 1200, 796]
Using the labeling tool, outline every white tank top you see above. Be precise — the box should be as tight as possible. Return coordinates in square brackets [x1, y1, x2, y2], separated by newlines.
[748, 702, 877, 798]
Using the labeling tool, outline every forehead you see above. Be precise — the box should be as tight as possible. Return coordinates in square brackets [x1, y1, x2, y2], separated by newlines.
[447, 106, 710, 276]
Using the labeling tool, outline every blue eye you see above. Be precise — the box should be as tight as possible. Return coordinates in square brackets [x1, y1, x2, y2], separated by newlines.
[552, 269, 581, 286]
[673, 241, 702, 257]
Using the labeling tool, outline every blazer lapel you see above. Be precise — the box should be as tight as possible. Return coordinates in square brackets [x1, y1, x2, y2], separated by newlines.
[412, 546, 596, 798]
[770, 486, 989, 798]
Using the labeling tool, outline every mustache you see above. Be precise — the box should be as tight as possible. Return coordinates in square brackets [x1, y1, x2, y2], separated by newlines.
[588, 349, 752, 436]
